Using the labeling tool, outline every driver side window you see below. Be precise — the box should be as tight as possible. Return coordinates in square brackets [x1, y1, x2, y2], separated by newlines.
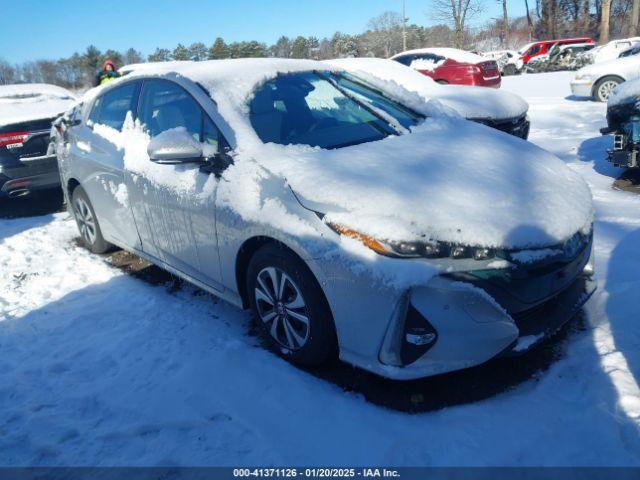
[138, 79, 223, 152]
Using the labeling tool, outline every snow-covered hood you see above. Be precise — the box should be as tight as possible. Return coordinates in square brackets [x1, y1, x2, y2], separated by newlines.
[0, 83, 76, 128]
[256, 117, 593, 250]
[608, 78, 640, 107]
[425, 84, 528, 120]
[575, 56, 640, 80]
[327, 58, 528, 121]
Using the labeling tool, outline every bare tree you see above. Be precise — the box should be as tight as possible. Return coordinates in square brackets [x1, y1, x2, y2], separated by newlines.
[432, 0, 484, 48]
[524, 0, 535, 40]
[366, 11, 404, 57]
[599, 0, 612, 43]
[631, 0, 640, 35]
[502, 0, 510, 46]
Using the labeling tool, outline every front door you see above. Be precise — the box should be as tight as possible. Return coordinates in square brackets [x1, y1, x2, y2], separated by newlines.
[126, 79, 224, 290]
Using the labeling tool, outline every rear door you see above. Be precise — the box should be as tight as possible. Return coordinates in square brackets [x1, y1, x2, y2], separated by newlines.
[67, 81, 142, 249]
[126, 78, 224, 289]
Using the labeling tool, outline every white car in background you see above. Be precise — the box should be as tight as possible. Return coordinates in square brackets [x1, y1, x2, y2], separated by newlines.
[327, 57, 530, 139]
[481, 50, 523, 76]
[590, 37, 640, 64]
[570, 53, 640, 101]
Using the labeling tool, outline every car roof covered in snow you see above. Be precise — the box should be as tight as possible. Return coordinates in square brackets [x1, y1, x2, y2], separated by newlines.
[390, 48, 486, 64]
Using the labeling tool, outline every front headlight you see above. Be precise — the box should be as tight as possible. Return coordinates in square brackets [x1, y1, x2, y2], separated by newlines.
[327, 223, 496, 260]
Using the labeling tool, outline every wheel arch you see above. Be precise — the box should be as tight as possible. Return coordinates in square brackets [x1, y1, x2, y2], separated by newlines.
[591, 74, 625, 98]
[235, 236, 308, 309]
[67, 178, 81, 198]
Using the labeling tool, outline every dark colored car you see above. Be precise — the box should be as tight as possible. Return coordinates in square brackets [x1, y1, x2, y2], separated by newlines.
[0, 84, 76, 199]
[601, 79, 640, 168]
[391, 48, 501, 88]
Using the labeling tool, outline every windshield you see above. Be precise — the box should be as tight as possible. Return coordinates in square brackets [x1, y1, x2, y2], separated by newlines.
[328, 72, 424, 130]
[249, 71, 398, 149]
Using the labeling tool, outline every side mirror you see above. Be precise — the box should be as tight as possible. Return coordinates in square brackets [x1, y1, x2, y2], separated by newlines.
[147, 129, 204, 165]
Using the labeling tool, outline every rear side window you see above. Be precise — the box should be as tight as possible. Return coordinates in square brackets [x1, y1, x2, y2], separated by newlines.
[394, 55, 413, 66]
[90, 82, 138, 130]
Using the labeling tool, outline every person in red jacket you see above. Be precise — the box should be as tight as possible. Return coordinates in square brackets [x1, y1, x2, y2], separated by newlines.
[95, 60, 120, 86]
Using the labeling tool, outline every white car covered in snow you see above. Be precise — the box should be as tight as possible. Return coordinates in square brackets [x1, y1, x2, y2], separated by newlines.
[56, 59, 596, 380]
[482, 50, 524, 75]
[590, 37, 640, 64]
[327, 57, 530, 138]
[570, 53, 640, 101]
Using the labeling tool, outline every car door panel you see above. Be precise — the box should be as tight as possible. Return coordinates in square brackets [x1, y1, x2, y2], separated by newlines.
[68, 84, 142, 250]
[128, 78, 224, 290]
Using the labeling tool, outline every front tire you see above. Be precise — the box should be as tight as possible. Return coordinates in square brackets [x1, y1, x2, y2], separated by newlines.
[71, 185, 112, 254]
[594, 76, 623, 102]
[247, 243, 338, 367]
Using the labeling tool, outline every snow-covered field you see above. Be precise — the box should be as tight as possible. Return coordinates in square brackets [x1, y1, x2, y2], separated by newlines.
[1, 71, 639, 466]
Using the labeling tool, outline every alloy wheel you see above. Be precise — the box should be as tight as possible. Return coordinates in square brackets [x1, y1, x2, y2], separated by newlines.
[73, 197, 97, 245]
[254, 266, 310, 350]
[598, 80, 618, 101]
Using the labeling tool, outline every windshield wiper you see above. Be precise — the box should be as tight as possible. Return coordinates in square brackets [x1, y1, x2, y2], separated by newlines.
[316, 71, 402, 136]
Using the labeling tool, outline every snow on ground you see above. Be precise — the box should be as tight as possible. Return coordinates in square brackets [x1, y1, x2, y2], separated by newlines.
[1, 71, 640, 466]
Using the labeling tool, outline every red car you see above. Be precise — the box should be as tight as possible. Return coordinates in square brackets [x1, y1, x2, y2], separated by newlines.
[518, 37, 594, 64]
[390, 48, 501, 88]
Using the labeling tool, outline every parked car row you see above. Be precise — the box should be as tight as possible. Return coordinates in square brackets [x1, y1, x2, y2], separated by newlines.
[38, 58, 596, 380]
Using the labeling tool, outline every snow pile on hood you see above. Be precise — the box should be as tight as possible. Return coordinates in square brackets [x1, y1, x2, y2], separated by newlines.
[608, 79, 640, 107]
[328, 58, 529, 120]
[393, 48, 488, 65]
[95, 59, 592, 249]
[256, 118, 593, 248]
[0, 83, 76, 127]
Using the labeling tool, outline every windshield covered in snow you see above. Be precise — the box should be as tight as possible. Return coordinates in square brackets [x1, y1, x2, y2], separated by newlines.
[249, 71, 398, 149]
[329, 72, 424, 130]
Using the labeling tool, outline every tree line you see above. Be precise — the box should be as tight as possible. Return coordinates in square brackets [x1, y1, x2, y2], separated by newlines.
[0, 1, 637, 89]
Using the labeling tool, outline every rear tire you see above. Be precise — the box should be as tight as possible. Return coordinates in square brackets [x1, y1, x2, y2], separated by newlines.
[594, 76, 623, 102]
[247, 243, 338, 367]
[71, 185, 112, 254]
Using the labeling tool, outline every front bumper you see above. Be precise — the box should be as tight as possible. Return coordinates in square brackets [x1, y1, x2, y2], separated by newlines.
[570, 79, 594, 98]
[479, 115, 530, 139]
[318, 238, 595, 380]
[0, 154, 61, 197]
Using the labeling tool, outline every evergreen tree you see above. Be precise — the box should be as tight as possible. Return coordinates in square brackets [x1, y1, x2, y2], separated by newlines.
[291, 36, 310, 58]
[148, 48, 171, 62]
[123, 48, 144, 65]
[172, 43, 190, 61]
[83, 45, 102, 72]
[189, 42, 208, 61]
[272, 36, 292, 58]
[208, 37, 229, 59]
